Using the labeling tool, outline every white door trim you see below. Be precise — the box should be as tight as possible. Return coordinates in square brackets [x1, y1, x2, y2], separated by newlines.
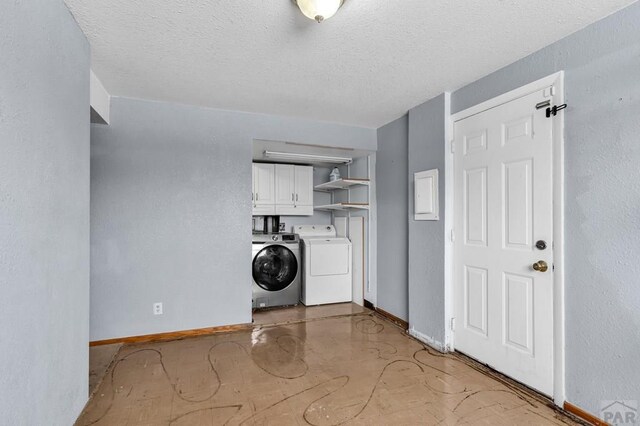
[444, 72, 565, 406]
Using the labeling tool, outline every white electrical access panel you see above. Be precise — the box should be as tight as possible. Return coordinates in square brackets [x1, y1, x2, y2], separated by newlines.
[414, 169, 439, 221]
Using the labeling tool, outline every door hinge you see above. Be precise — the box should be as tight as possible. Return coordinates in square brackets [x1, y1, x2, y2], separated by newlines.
[450, 229, 455, 242]
[542, 86, 556, 98]
[450, 140, 455, 153]
[450, 317, 456, 331]
[546, 104, 567, 118]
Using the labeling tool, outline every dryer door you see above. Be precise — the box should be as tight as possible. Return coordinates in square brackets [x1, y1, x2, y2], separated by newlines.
[252, 245, 298, 292]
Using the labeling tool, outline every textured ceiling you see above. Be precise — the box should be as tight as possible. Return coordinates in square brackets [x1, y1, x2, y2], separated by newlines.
[65, 0, 636, 128]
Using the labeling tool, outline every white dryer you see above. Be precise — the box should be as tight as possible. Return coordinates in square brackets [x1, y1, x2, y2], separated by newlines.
[294, 225, 352, 306]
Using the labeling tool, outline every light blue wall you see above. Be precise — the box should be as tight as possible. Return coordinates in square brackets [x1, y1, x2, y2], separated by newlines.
[0, 1, 90, 424]
[376, 116, 409, 320]
[393, 1, 640, 415]
[451, 2, 640, 413]
[90, 97, 376, 341]
[407, 94, 448, 344]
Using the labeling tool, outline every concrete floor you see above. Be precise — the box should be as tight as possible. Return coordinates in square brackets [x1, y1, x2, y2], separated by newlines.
[78, 304, 579, 425]
[252, 302, 369, 326]
[89, 343, 121, 396]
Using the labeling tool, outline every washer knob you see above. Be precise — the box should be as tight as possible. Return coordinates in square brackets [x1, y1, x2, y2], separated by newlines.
[271, 235, 278, 241]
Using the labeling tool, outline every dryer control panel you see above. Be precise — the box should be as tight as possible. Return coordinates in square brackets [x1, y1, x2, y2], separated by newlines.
[294, 225, 337, 239]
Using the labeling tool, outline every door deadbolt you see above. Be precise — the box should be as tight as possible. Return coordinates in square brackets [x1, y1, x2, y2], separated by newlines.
[535, 240, 547, 250]
[532, 260, 548, 272]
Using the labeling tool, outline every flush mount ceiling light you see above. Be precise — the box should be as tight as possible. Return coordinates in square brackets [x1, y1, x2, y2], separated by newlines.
[294, 0, 344, 23]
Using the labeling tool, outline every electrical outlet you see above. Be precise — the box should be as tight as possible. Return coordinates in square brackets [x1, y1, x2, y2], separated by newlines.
[153, 302, 163, 315]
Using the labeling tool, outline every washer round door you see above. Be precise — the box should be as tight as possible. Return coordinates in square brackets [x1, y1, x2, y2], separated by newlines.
[252, 245, 298, 292]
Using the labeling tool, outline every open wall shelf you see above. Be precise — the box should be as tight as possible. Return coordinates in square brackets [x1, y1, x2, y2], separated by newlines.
[314, 202, 370, 212]
[314, 178, 370, 192]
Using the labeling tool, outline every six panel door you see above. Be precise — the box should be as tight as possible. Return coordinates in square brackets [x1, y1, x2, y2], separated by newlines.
[453, 89, 554, 396]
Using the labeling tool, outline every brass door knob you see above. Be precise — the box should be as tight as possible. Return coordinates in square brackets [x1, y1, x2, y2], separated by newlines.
[532, 260, 548, 272]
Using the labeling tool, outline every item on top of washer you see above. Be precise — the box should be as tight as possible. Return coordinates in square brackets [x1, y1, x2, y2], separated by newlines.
[329, 167, 341, 182]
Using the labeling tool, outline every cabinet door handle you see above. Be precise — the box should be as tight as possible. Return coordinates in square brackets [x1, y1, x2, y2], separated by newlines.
[292, 193, 294, 201]
[296, 194, 298, 201]
[256, 193, 259, 201]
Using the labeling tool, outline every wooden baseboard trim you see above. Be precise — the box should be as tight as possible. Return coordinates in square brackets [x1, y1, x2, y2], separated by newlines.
[564, 402, 609, 426]
[374, 307, 409, 330]
[89, 323, 253, 347]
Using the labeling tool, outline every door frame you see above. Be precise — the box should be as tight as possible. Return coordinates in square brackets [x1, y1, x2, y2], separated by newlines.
[444, 72, 565, 406]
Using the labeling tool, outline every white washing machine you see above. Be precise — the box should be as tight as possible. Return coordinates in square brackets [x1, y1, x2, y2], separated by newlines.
[294, 225, 352, 306]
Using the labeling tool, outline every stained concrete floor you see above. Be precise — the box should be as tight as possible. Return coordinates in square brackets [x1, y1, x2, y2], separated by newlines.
[252, 302, 369, 326]
[78, 305, 580, 425]
[89, 343, 122, 396]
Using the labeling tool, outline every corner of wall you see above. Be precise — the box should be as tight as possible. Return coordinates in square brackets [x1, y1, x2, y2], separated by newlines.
[442, 91, 454, 351]
[90, 70, 111, 124]
[408, 327, 447, 352]
[407, 93, 448, 342]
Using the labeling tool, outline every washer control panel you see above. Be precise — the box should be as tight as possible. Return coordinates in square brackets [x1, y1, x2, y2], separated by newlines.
[251, 232, 299, 244]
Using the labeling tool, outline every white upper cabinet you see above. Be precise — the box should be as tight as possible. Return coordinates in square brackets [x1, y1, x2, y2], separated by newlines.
[253, 163, 313, 216]
[252, 163, 276, 215]
[253, 163, 275, 205]
[275, 164, 295, 206]
[294, 166, 313, 206]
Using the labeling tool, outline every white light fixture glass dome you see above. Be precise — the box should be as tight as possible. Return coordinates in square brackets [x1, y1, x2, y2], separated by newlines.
[295, 0, 344, 23]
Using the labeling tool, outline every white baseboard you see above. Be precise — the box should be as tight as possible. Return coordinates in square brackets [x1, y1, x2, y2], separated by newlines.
[408, 328, 448, 352]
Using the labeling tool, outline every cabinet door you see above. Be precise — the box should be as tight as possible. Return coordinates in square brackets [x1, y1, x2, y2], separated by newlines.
[275, 164, 295, 206]
[252, 164, 256, 204]
[253, 163, 275, 205]
[275, 205, 298, 216]
[294, 166, 313, 206]
[253, 204, 276, 215]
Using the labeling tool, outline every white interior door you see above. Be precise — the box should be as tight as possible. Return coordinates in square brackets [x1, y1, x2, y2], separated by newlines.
[453, 89, 554, 395]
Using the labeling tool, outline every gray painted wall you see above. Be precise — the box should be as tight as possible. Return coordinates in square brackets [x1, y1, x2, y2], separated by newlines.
[376, 116, 409, 320]
[386, 2, 640, 415]
[407, 95, 448, 344]
[90, 97, 376, 341]
[451, 2, 640, 413]
[0, 1, 90, 425]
